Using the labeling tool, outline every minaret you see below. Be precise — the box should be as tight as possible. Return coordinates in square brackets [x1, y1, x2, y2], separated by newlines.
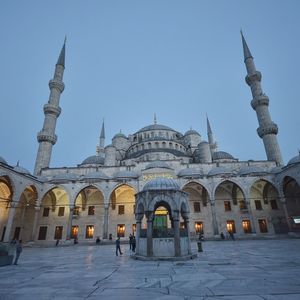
[34, 40, 66, 175]
[241, 32, 283, 165]
[96, 120, 105, 157]
[206, 115, 217, 154]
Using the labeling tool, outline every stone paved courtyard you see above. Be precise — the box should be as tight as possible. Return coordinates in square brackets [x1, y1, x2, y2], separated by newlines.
[0, 239, 300, 299]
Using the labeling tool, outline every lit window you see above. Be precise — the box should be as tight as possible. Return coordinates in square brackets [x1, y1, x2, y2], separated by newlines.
[43, 207, 50, 217]
[239, 201, 247, 210]
[226, 220, 236, 233]
[38, 226, 47, 240]
[258, 219, 268, 233]
[71, 226, 78, 239]
[270, 200, 278, 210]
[224, 201, 231, 211]
[73, 206, 80, 216]
[242, 220, 252, 233]
[117, 224, 125, 237]
[194, 221, 203, 234]
[132, 224, 136, 234]
[194, 202, 201, 212]
[255, 200, 262, 210]
[180, 222, 185, 229]
[118, 205, 125, 215]
[58, 207, 65, 216]
[54, 226, 63, 240]
[88, 206, 95, 215]
[86, 225, 94, 238]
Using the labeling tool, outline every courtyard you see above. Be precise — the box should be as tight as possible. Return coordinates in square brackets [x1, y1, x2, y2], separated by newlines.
[0, 238, 300, 299]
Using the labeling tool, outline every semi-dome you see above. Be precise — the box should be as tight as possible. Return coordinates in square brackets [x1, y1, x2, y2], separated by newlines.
[145, 161, 172, 170]
[51, 173, 79, 181]
[208, 166, 232, 176]
[0, 156, 7, 165]
[114, 170, 139, 179]
[287, 154, 300, 166]
[136, 124, 175, 133]
[81, 155, 104, 165]
[238, 165, 265, 175]
[13, 165, 31, 175]
[184, 129, 200, 136]
[84, 171, 110, 180]
[177, 168, 203, 177]
[113, 133, 127, 139]
[212, 151, 235, 161]
[143, 177, 180, 191]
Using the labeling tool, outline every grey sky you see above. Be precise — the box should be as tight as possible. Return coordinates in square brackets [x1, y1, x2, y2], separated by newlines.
[0, 0, 299, 172]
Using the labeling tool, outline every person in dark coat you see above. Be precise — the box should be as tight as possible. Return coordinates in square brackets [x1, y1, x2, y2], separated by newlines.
[129, 234, 133, 250]
[132, 236, 136, 252]
[116, 237, 123, 256]
[14, 240, 23, 265]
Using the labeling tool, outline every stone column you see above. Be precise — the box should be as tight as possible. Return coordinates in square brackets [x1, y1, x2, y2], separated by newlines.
[3, 203, 17, 242]
[245, 195, 256, 234]
[173, 211, 181, 257]
[146, 212, 153, 256]
[30, 207, 40, 241]
[66, 205, 74, 240]
[210, 198, 219, 235]
[135, 218, 142, 255]
[282, 201, 292, 231]
[184, 217, 192, 254]
[103, 205, 109, 239]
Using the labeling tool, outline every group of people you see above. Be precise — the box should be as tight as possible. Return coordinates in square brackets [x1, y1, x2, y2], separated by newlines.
[115, 233, 136, 256]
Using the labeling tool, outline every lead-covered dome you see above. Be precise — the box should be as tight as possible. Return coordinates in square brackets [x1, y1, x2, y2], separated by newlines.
[177, 168, 203, 178]
[145, 161, 172, 170]
[13, 165, 31, 175]
[212, 151, 235, 161]
[81, 155, 104, 165]
[208, 166, 232, 176]
[287, 154, 300, 166]
[0, 156, 7, 165]
[143, 177, 180, 191]
[184, 129, 200, 136]
[136, 124, 174, 133]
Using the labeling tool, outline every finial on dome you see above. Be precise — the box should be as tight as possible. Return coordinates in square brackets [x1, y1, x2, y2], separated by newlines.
[154, 113, 157, 125]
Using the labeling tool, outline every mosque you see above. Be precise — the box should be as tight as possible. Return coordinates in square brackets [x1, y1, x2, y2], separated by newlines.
[0, 33, 300, 246]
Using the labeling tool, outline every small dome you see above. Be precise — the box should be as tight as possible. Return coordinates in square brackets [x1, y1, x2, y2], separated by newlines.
[81, 155, 104, 165]
[238, 165, 265, 175]
[143, 177, 180, 191]
[113, 133, 127, 139]
[52, 173, 79, 181]
[114, 170, 139, 179]
[145, 161, 172, 170]
[0, 156, 8, 165]
[13, 165, 31, 175]
[208, 166, 232, 176]
[37, 175, 49, 182]
[184, 129, 200, 136]
[212, 151, 234, 161]
[287, 154, 300, 166]
[270, 166, 283, 174]
[84, 171, 110, 180]
[177, 168, 203, 177]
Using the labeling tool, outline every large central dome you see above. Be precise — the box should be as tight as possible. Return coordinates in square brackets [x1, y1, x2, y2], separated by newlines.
[135, 123, 176, 134]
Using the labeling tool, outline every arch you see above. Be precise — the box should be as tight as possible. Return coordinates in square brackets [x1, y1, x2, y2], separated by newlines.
[182, 181, 210, 208]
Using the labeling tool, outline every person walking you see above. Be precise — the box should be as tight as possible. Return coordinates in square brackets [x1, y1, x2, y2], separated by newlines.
[116, 237, 123, 256]
[129, 234, 133, 251]
[132, 235, 136, 252]
[14, 240, 23, 265]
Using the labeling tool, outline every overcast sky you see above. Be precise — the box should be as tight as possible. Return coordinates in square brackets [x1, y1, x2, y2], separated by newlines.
[0, 0, 299, 172]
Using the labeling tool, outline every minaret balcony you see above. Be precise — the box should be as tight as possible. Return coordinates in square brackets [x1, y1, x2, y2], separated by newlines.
[257, 123, 278, 138]
[245, 71, 262, 85]
[43, 104, 61, 117]
[48, 79, 65, 93]
[251, 95, 269, 110]
[37, 131, 57, 145]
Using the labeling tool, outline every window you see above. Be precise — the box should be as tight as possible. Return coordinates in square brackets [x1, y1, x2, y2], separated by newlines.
[43, 207, 50, 217]
[180, 222, 185, 229]
[117, 224, 125, 237]
[54, 226, 63, 240]
[86, 225, 94, 238]
[73, 206, 79, 216]
[226, 220, 236, 233]
[118, 205, 125, 215]
[38, 226, 47, 240]
[242, 220, 252, 233]
[71, 225, 78, 239]
[194, 221, 203, 234]
[270, 200, 278, 210]
[88, 206, 95, 215]
[258, 219, 268, 233]
[194, 202, 201, 212]
[224, 201, 231, 211]
[58, 207, 65, 216]
[239, 201, 247, 210]
[255, 200, 262, 210]
[132, 224, 136, 234]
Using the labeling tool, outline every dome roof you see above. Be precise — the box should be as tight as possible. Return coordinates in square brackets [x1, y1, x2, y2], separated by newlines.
[114, 170, 139, 179]
[13, 165, 31, 175]
[84, 171, 110, 180]
[208, 166, 232, 176]
[52, 173, 79, 181]
[287, 154, 300, 166]
[37, 175, 49, 182]
[136, 124, 175, 133]
[143, 177, 180, 191]
[238, 165, 265, 175]
[145, 161, 172, 170]
[177, 168, 203, 177]
[212, 151, 234, 161]
[270, 166, 283, 174]
[113, 133, 127, 139]
[81, 155, 104, 165]
[184, 129, 200, 136]
[0, 156, 7, 165]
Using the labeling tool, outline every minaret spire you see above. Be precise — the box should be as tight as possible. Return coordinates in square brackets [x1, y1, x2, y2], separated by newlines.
[241, 32, 283, 165]
[206, 114, 217, 154]
[100, 119, 105, 148]
[34, 39, 66, 175]
[154, 113, 157, 125]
